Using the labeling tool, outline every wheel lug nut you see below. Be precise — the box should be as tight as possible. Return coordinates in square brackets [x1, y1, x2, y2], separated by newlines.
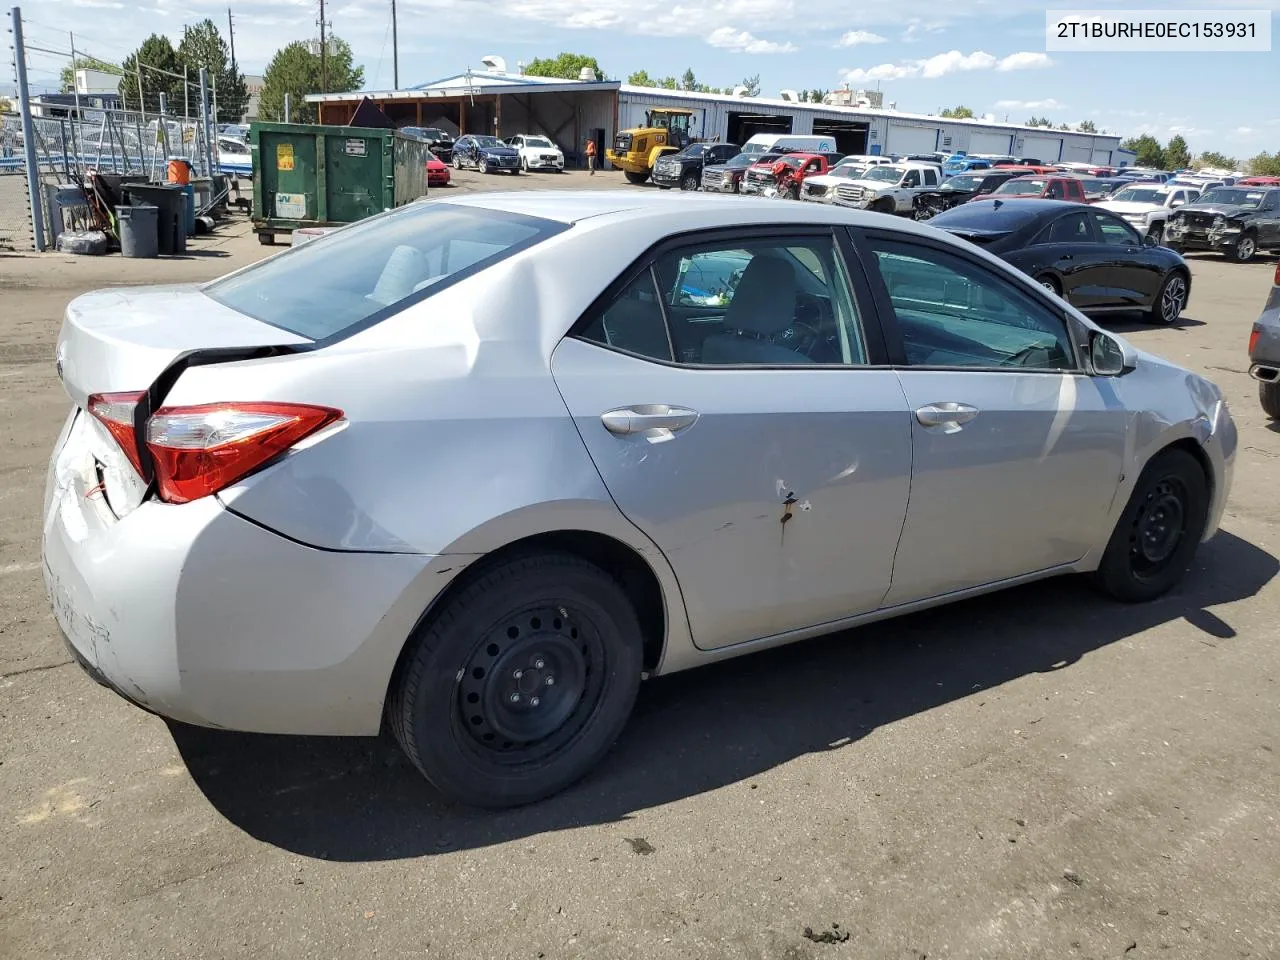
[534, 658, 545, 670]
[509, 693, 520, 703]
[513, 669, 523, 679]
[544, 675, 555, 686]
[531, 697, 541, 707]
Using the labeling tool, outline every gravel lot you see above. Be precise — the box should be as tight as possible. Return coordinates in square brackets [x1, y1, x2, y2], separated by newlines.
[2, 168, 1278, 960]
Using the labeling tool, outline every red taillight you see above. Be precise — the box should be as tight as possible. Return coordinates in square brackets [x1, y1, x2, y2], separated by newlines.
[87, 391, 148, 476]
[1274, 261, 1280, 287]
[145, 402, 342, 504]
[1250, 328, 1261, 355]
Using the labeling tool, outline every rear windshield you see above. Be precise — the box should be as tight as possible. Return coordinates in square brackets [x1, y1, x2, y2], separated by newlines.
[204, 203, 566, 341]
[930, 201, 1042, 230]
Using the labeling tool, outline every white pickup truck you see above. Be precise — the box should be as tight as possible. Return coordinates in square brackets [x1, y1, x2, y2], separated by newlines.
[829, 162, 943, 214]
[1094, 183, 1201, 244]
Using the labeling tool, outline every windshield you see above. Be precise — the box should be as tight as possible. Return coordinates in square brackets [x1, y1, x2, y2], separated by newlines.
[204, 204, 566, 341]
[942, 174, 985, 191]
[724, 153, 756, 168]
[995, 178, 1047, 195]
[474, 136, 503, 147]
[1111, 187, 1168, 204]
[524, 137, 553, 148]
[679, 144, 707, 158]
[863, 166, 905, 182]
[1198, 188, 1264, 207]
[829, 166, 865, 179]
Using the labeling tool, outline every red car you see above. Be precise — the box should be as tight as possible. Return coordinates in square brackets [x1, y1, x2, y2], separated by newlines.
[426, 154, 451, 187]
[990, 175, 1088, 202]
[1238, 176, 1280, 186]
[993, 163, 1059, 175]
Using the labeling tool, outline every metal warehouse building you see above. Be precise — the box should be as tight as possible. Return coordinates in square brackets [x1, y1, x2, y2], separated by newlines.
[308, 66, 1128, 168]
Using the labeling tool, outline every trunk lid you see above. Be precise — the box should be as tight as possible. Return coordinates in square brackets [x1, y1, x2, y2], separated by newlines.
[56, 284, 310, 408]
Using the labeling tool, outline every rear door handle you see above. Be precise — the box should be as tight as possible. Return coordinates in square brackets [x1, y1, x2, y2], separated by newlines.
[601, 404, 699, 442]
[915, 402, 979, 432]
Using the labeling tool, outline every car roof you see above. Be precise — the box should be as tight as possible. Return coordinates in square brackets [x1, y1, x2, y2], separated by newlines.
[966, 197, 1087, 213]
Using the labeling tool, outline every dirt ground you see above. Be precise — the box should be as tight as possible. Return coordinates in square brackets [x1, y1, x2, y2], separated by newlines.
[2, 169, 1279, 960]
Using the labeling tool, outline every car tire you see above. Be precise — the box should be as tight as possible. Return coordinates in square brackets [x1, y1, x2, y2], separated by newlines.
[1260, 380, 1280, 420]
[1148, 270, 1188, 325]
[1228, 232, 1257, 263]
[521, 157, 529, 172]
[479, 158, 489, 174]
[624, 170, 649, 185]
[389, 551, 644, 808]
[1036, 274, 1062, 297]
[257, 233, 275, 246]
[681, 173, 699, 191]
[453, 155, 463, 170]
[1092, 448, 1209, 604]
[872, 198, 895, 214]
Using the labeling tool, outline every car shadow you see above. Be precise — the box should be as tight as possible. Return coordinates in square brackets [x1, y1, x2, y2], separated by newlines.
[1101, 312, 1206, 333]
[170, 530, 1276, 862]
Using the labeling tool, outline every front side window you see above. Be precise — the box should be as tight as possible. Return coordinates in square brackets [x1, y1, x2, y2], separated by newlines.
[865, 237, 1075, 371]
[578, 236, 870, 367]
[204, 204, 565, 341]
[1092, 211, 1140, 246]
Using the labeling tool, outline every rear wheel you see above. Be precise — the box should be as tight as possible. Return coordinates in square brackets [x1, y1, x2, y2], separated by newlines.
[1228, 232, 1257, 262]
[1148, 271, 1188, 324]
[1092, 449, 1209, 603]
[257, 232, 275, 246]
[389, 552, 644, 808]
[1261, 381, 1280, 420]
[1037, 274, 1062, 297]
[624, 170, 649, 185]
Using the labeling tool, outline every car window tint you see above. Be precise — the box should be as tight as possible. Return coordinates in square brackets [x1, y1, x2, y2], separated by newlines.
[204, 204, 565, 341]
[638, 237, 870, 366]
[1035, 211, 1092, 245]
[865, 238, 1075, 371]
[1092, 212, 1139, 245]
[579, 271, 674, 361]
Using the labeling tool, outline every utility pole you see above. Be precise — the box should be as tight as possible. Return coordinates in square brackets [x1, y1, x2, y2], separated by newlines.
[11, 6, 47, 251]
[318, 0, 328, 94]
[227, 7, 237, 72]
[391, 0, 398, 88]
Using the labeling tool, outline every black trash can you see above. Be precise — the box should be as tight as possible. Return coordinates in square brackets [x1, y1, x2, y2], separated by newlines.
[124, 184, 186, 255]
[117, 204, 159, 258]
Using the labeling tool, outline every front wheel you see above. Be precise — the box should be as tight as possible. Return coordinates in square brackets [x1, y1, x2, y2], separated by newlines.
[1148, 271, 1188, 325]
[871, 198, 895, 214]
[479, 158, 489, 174]
[453, 155, 463, 170]
[521, 156, 529, 172]
[1261, 380, 1280, 420]
[389, 552, 644, 808]
[681, 173, 699, 191]
[624, 170, 649, 185]
[1092, 449, 1209, 603]
[1228, 233, 1257, 262]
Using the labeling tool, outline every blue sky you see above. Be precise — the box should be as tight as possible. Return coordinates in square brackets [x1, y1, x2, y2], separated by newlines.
[15, 0, 1280, 160]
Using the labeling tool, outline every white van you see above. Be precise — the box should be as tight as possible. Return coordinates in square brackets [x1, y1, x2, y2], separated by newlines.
[739, 134, 837, 156]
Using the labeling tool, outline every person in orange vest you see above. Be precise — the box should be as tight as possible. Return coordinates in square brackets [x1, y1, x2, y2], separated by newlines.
[585, 137, 596, 175]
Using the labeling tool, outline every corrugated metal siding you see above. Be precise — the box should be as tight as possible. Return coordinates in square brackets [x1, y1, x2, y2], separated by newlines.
[500, 90, 616, 164]
[1018, 135, 1064, 162]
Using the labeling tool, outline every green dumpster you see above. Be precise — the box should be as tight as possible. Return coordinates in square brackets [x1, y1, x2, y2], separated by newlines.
[249, 121, 432, 245]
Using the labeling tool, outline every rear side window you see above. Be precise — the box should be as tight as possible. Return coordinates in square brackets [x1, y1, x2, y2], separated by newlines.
[203, 203, 567, 341]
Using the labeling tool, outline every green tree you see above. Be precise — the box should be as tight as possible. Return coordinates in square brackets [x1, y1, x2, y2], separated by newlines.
[1121, 134, 1165, 168]
[0, 97, 12, 113]
[1165, 134, 1191, 169]
[680, 68, 696, 91]
[1247, 151, 1280, 176]
[939, 105, 975, 119]
[59, 56, 122, 93]
[1197, 150, 1238, 170]
[627, 69, 654, 86]
[658, 76, 679, 89]
[741, 73, 761, 97]
[524, 52, 606, 81]
[1026, 115, 1054, 128]
[1076, 119, 1097, 133]
[178, 19, 248, 122]
[258, 38, 364, 123]
[120, 34, 183, 112]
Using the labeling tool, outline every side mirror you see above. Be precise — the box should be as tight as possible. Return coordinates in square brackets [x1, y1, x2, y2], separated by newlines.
[1089, 330, 1132, 376]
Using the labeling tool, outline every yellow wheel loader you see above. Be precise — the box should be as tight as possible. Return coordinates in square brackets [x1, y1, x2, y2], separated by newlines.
[606, 108, 695, 184]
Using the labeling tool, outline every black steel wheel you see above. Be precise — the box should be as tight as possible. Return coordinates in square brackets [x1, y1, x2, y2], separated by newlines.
[390, 552, 644, 808]
[1093, 449, 1209, 603]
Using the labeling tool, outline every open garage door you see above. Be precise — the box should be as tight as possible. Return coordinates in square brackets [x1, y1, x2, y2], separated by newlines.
[727, 111, 794, 145]
[1061, 143, 1092, 163]
[1021, 135, 1062, 162]
[968, 131, 1013, 155]
[886, 124, 939, 156]
[813, 118, 868, 155]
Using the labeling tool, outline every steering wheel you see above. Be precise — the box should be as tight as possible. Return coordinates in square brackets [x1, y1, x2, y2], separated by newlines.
[775, 320, 822, 356]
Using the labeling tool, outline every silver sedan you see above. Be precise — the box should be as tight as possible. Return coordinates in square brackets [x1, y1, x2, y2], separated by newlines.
[43, 191, 1237, 807]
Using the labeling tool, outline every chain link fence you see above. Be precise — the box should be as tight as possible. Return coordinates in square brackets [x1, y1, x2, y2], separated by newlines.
[0, 113, 36, 252]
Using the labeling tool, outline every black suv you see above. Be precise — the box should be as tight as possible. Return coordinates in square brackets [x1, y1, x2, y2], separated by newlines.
[1166, 186, 1280, 262]
[399, 126, 455, 163]
[652, 142, 741, 190]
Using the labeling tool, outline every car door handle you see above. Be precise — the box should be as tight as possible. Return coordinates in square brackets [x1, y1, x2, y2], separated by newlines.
[1057, 254, 1074, 261]
[601, 405, 699, 442]
[915, 402, 979, 431]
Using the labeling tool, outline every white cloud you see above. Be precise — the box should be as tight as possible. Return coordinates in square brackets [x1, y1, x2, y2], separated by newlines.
[843, 49, 1053, 84]
[901, 18, 949, 42]
[996, 51, 1052, 71]
[1236, 126, 1255, 136]
[996, 98, 1064, 110]
[838, 30, 887, 46]
[707, 26, 797, 54]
